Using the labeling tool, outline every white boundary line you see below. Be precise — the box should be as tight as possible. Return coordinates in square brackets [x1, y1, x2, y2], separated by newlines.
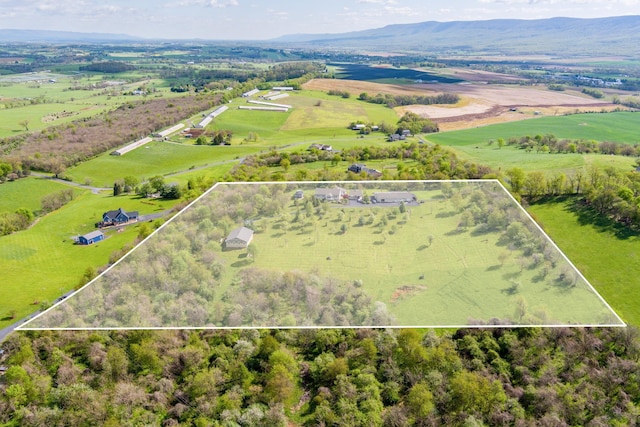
[18, 179, 626, 331]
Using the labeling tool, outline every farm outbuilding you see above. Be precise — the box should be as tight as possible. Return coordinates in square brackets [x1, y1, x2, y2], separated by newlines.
[242, 88, 260, 97]
[111, 136, 153, 156]
[195, 105, 229, 128]
[225, 227, 254, 249]
[372, 191, 417, 203]
[78, 230, 105, 245]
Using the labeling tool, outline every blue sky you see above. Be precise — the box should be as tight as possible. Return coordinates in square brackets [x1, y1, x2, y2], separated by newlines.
[1, 0, 638, 40]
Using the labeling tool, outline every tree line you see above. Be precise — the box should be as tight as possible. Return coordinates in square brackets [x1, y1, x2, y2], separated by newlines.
[225, 142, 493, 183]
[506, 165, 640, 228]
[357, 92, 459, 108]
[503, 132, 640, 157]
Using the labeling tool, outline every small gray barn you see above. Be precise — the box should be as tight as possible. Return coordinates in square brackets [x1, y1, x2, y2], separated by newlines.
[225, 227, 254, 249]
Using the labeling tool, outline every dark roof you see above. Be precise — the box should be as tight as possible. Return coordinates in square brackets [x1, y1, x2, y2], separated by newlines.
[104, 208, 138, 220]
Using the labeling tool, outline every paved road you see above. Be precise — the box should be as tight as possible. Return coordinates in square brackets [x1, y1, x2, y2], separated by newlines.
[0, 289, 76, 342]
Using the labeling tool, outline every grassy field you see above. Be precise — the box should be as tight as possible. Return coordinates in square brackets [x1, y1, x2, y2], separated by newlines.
[64, 141, 260, 187]
[0, 177, 75, 213]
[0, 190, 177, 328]
[528, 197, 640, 326]
[426, 112, 640, 174]
[214, 90, 399, 144]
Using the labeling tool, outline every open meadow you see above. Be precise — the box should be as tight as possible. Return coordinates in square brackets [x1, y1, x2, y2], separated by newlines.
[64, 141, 261, 187]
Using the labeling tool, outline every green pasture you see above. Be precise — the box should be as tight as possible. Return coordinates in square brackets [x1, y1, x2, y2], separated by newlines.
[164, 162, 235, 187]
[0, 190, 175, 328]
[429, 112, 640, 146]
[207, 185, 614, 326]
[426, 112, 640, 174]
[210, 103, 292, 140]
[0, 177, 79, 214]
[528, 197, 640, 326]
[212, 91, 399, 146]
[64, 141, 257, 187]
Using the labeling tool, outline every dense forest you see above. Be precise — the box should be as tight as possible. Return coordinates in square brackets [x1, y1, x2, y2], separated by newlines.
[1, 327, 638, 426]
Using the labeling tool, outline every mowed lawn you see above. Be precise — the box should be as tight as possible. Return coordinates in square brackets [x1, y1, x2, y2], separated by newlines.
[528, 197, 640, 327]
[0, 190, 176, 328]
[426, 112, 640, 174]
[210, 187, 614, 326]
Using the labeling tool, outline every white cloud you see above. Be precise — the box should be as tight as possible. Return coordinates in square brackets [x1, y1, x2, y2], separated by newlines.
[356, 0, 397, 4]
[268, 8, 289, 19]
[384, 6, 418, 16]
[172, 0, 239, 7]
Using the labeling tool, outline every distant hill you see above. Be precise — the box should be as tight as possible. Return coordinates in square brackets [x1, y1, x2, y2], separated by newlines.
[272, 16, 640, 56]
[0, 29, 142, 43]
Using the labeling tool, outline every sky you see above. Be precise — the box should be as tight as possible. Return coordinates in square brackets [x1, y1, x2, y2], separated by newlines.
[1, 0, 639, 40]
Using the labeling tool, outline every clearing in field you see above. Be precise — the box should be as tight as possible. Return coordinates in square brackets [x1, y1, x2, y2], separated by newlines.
[21, 181, 624, 330]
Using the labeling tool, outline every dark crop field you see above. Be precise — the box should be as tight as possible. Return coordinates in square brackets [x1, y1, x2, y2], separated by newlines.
[330, 63, 462, 83]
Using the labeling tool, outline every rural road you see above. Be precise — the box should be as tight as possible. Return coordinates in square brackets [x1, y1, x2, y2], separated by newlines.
[0, 289, 76, 343]
[30, 171, 110, 194]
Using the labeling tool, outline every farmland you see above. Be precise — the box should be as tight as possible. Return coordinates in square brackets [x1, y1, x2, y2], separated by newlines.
[0, 72, 185, 137]
[27, 181, 620, 329]
[0, 54, 639, 332]
[331, 63, 462, 83]
[425, 111, 640, 174]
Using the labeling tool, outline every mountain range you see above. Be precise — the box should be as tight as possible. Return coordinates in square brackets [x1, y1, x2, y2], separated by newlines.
[2, 16, 639, 56]
[272, 16, 640, 56]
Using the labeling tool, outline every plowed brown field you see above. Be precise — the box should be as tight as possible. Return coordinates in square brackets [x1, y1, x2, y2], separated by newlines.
[304, 78, 622, 131]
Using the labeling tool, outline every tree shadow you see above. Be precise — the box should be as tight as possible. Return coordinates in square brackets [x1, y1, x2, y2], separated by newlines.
[231, 259, 252, 268]
[445, 228, 466, 236]
[486, 264, 501, 271]
[533, 196, 640, 241]
[417, 244, 428, 251]
[435, 210, 457, 218]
